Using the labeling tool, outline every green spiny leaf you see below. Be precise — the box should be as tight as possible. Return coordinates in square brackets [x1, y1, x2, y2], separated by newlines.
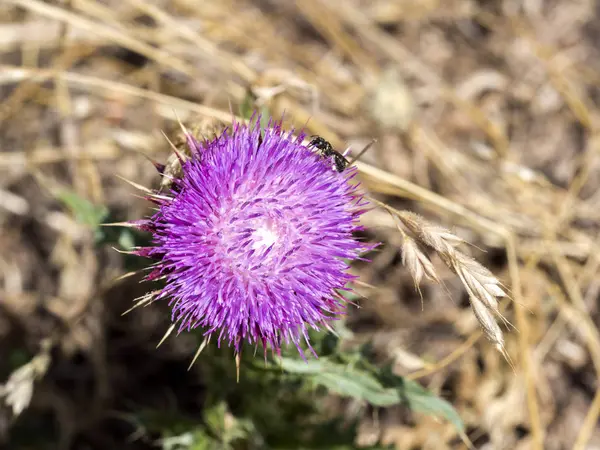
[279, 357, 464, 432]
[259, 105, 271, 130]
[279, 358, 399, 406]
[391, 376, 464, 432]
[239, 89, 257, 120]
[203, 401, 226, 436]
[56, 190, 108, 230]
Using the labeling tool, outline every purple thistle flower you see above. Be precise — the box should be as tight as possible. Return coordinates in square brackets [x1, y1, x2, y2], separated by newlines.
[131, 117, 372, 358]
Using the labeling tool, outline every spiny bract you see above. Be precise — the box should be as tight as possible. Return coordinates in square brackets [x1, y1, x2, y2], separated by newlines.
[131, 117, 371, 358]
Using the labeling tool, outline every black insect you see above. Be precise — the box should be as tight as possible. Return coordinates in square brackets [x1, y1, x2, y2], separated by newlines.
[309, 136, 349, 173]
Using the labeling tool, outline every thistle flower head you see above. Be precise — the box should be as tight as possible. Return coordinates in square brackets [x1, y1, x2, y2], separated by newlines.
[133, 117, 371, 357]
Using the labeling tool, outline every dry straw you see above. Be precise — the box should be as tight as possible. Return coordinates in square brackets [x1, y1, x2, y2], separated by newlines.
[373, 200, 514, 364]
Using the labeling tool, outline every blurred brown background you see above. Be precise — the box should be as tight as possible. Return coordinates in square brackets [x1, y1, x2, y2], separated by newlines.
[2, 0, 600, 449]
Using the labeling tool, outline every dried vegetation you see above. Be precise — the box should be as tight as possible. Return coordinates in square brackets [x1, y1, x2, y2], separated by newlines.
[2, 0, 600, 449]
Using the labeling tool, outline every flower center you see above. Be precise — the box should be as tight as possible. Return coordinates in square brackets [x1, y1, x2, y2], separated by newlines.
[251, 221, 278, 250]
[215, 203, 298, 278]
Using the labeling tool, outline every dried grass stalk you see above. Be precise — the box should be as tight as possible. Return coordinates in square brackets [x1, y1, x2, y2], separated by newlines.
[386, 208, 513, 359]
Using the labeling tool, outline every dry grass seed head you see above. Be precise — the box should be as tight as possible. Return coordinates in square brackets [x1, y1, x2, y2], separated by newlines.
[469, 295, 514, 370]
[386, 206, 514, 360]
[469, 295, 504, 348]
[390, 210, 441, 288]
[450, 251, 515, 331]
[398, 211, 465, 254]
[451, 252, 504, 310]
[401, 235, 440, 286]
[400, 234, 441, 310]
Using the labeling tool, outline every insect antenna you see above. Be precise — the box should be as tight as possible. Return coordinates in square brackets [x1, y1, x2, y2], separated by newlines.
[347, 139, 377, 167]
